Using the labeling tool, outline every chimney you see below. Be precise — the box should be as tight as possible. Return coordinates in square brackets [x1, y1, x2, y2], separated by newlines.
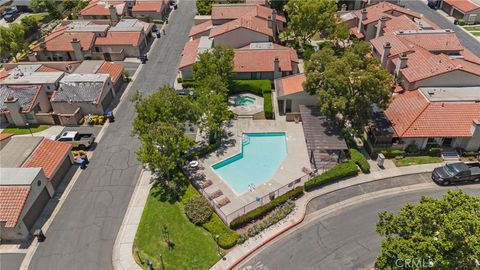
[358, 8, 367, 30]
[395, 53, 408, 77]
[70, 38, 84, 61]
[109, 5, 118, 24]
[341, 4, 347, 11]
[267, 16, 273, 29]
[272, 9, 277, 36]
[376, 16, 387, 38]
[4, 96, 27, 126]
[381, 42, 391, 67]
[27, 52, 37, 62]
[471, 120, 480, 146]
[273, 57, 281, 79]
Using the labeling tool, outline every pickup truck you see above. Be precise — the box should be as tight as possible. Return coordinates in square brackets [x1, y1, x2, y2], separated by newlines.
[432, 162, 480, 185]
[56, 131, 95, 150]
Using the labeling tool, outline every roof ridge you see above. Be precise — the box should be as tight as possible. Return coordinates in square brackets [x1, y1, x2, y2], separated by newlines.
[401, 91, 431, 136]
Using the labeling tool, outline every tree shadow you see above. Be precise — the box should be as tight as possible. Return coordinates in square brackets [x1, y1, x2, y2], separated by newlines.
[150, 171, 189, 204]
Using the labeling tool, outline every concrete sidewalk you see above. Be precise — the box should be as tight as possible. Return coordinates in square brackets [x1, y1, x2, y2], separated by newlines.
[211, 162, 443, 270]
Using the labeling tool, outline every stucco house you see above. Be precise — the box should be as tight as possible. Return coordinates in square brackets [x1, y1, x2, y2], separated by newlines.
[131, 0, 169, 20]
[440, 0, 480, 24]
[78, 0, 125, 21]
[275, 73, 317, 117]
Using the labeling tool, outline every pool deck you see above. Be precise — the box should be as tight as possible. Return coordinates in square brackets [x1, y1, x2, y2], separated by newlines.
[228, 92, 264, 116]
[198, 111, 311, 221]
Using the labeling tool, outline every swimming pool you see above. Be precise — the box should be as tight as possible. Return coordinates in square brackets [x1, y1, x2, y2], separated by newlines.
[212, 132, 287, 194]
[235, 95, 256, 106]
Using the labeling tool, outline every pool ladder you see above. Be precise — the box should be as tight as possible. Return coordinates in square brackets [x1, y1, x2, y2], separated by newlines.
[242, 135, 250, 146]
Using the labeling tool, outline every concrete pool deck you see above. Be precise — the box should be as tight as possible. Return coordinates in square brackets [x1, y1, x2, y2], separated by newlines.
[228, 92, 264, 116]
[198, 115, 311, 222]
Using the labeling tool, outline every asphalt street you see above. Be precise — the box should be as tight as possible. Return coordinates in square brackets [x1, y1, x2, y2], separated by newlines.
[0, 253, 25, 270]
[27, 2, 196, 270]
[401, 0, 480, 56]
[240, 180, 480, 270]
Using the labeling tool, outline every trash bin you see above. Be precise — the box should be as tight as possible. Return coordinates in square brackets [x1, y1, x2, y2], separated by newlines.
[377, 153, 385, 167]
[106, 111, 115, 122]
[80, 159, 87, 169]
[34, 229, 46, 242]
[156, 31, 161, 38]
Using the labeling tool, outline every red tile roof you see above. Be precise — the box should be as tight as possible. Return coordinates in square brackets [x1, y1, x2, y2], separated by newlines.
[209, 15, 273, 38]
[0, 186, 31, 228]
[382, 15, 421, 33]
[96, 62, 124, 84]
[179, 38, 201, 69]
[22, 138, 71, 179]
[80, 0, 125, 16]
[275, 73, 306, 97]
[211, 4, 286, 22]
[132, 1, 164, 12]
[385, 90, 480, 137]
[350, 27, 365, 39]
[32, 28, 96, 52]
[189, 20, 213, 37]
[233, 45, 299, 72]
[444, 0, 480, 13]
[95, 32, 142, 46]
[0, 133, 13, 141]
[37, 65, 64, 72]
[398, 30, 463, 52]
[355, 2, 421, 25]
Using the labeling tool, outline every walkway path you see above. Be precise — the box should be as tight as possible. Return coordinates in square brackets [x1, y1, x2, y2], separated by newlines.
[23, 2, 196, 270]
[211, 162, 444, 270]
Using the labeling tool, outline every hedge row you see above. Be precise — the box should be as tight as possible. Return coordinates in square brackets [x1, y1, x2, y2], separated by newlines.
[228, 80, 272, 95]
[349, 149, 370, 173]
[229, 186, 304, 229]
[342, 128, 358, 149]
[380, 149, 406, 159]
[263, 90, 273, 119]
[202, 214, 238, 249]
[304, 161, 358, 191]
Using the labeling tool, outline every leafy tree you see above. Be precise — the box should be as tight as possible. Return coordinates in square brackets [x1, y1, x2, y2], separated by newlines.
[20, 16, 39, 37]
[304, 41, 393, 132]
[196, 0, 214, 15]
[194, 75, 230, 144]
[29, 0, 48, 12]
[192, 45, 234, 83]
[271, 0, 288, 11]
[376, 190, 480, 269]
[0, 24, 29, 61]
[30, 0, 62, 18]
[284, 0, 338, 46]
[61, 0, 78, 11]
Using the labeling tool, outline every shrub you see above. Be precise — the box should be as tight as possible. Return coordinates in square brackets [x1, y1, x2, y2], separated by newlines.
[229, 186, 304, 229]
[176, 77, 183, 83]
[78, 117, 85, 125]
[183, 196, 213, 225]
[185, 140, 221, 160]
[349, 149, 370, 173]
[245, 202, 295, 238]
[427, 147, 442, 157]
[342, 128, 357, 149]
[152, 19, 163, 24]
[463, 151, 479, 157]
[182, 81, 197, 89]
[380, 149, 406, 159]
[457, 19, 465, 26]
[263, 90, 273, 119]
[405, 144, 419, 154]
[228, 80, 271, 95]
[202, 214, 238, 249]
[304, 161, 358, 191]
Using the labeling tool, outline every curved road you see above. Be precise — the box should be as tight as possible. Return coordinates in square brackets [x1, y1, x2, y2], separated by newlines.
[239, 185, 480, 270]
[27, 2, 196, 270]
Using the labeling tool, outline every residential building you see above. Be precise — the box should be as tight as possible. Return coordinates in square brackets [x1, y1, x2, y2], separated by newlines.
[440, 0, 480, 24]
[78, 0, 125, 21]
[178, 37, 213, 78]
[368, 88, 480, 151]
[73, 60, 125, 91]
[275, 73, 317, 117]
[79, 0, 169, 20]
[131, 0, 169, 20]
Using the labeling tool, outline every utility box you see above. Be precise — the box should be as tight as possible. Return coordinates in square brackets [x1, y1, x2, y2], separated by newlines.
[377, 153, 385, 167]
[33, 229, 46, 242]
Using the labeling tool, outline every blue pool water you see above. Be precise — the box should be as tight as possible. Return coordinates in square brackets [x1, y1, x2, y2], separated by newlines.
[212, 132, 287, 194]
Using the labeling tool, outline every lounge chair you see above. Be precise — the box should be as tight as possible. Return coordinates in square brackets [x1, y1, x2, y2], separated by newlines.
[217, 197, 230, 207]
[202, 179, 213, 188]
[302, 167, 313, 175]
[208, 189, 223, 199]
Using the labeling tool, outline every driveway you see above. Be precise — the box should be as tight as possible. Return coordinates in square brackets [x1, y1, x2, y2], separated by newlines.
[402, 0, 480, 56]
[239, 183, 480, 270]
[27, 1, 196, 270]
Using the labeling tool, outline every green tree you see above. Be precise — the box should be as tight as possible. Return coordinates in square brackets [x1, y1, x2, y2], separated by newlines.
[193, 45, 234, 82]
[20, 16, 39, 37]
[29, 0, 48, 12]
[271, 0, 288, 11]
[0, 24, 29, 61]
[196, 0, 214, 15]
[376, 190, 480, 269]
[304, 41, 393, 132]
[61, 0, 78, 11]
[30, 0, 62, 18]
[284, 0, 338, 46]
[194, 75, 230, 144]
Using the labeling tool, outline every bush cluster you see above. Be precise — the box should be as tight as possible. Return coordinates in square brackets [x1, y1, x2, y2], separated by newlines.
[342, 128, 358, 149]
[349, 149, 370, 173]
[405, 144, 419, 154]
[304, 161, 358, 191]
[228, 80, 271, 95]
[183, 196, 213, 225]
[380, 149, 406, 159]
[462, 150, 479, 157]
[263, 90, 273, 119]
[230, 186, 304, 229]
[427, 147, 442, 157]
[202, 214, 238, 249]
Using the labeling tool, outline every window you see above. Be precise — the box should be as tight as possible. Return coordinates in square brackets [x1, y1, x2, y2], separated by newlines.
[47, 86, 50, 90]
[25, 112, 34, 120]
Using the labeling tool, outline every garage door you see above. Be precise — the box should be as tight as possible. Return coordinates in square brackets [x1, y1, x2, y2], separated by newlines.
[50, 156, 72, 189]
[101, 89, 114, 111]
[441, 2, 453, 14]
[22, 188, 50, 230]
[452, 9, 464, 19]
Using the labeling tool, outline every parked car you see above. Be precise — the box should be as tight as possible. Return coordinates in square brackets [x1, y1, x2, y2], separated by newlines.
[3, 8, 19, 22]
[432, 162, 480, 185]
[56, 131, 95, 150]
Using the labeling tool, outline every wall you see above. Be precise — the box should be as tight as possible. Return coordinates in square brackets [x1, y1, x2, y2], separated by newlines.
[409, 70, 480, 89]
[213, 28, 270, 48]
[233, 72, 274, 80]
[277, 91, 317, 113]
[34, 113, 55, 125]
[96, 45, 141, 57]
[35, 51, 73, 61]
[132, 10, 162, 20]
[190, 30, 210, 40]
[180, 65, 193, 79]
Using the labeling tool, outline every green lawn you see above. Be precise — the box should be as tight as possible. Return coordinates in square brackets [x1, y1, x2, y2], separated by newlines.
[394, 156, 443, 167]
[464, 26, 480, 31]
[28, 12, 51, 23]
[472, 32, 480, 37]
[134, 184, 219, 270]
[1, 125, 50, 135]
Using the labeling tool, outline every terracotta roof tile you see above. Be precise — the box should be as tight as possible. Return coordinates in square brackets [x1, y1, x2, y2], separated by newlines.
[209, 15, 273, 38]
[355, 2, 421, 25]
[398, 31, 463, 52]
[233, 45, 298, 72]
[97, 62, 124, 83]
[95, 32, 142, 46]
[0, 186, 31, 228]
[80, 0, 125, 16]
[179, 38, 201, 69]
[0, 133, 14, 141]
[189, 20, 213, 37]
[385, 90, 480, 137]
[275, 73, 306, 97]
[32, 30, 96, 52]
[132, 1, 164, 12]
[211, 4, 286, 22]
[22, 138, 71, 179]
[382, 15, 421, 33]
[444, 0, 480, 12]
[37, 65, 64, 72]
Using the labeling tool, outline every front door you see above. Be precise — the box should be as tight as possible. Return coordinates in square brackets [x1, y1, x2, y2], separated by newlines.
[442, 138, 453, 147]
[285, 100, 292, 113]
[52, 114, 61, 125]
